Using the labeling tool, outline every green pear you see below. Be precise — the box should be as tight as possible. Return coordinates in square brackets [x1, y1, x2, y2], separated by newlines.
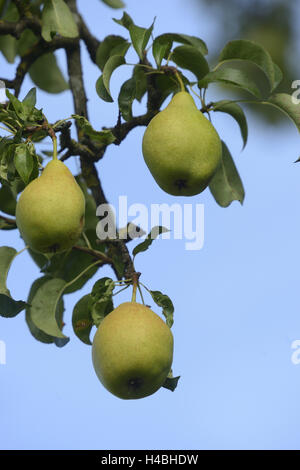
[16, 159, 85, 254]
[92, 302, 174, 400]
[142, 91, 222, 196]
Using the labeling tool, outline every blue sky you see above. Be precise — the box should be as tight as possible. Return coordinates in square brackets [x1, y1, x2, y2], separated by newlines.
[1, 0, 300, 450]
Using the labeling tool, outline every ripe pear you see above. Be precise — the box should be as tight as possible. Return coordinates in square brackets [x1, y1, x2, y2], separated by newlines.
[92, 302, 174, 400]
[142, 91, 222, 196]
[16, 159, 85, 254]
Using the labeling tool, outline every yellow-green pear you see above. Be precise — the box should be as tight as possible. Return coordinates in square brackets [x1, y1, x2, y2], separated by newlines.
[142, 91, 222, 196]
[92, 302, 174, 400]
[16, 159, 85, 254]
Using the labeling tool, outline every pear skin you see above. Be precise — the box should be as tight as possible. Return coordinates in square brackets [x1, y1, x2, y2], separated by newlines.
[16, 159, 85, 254]
[142, 91, 222, 196]
[92, 302, 174, 399]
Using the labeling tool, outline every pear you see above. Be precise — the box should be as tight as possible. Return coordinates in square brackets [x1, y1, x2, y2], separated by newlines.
[92, 302, 174, 400]
[142, 91, 222, 196]
[16, 159, 85, 254]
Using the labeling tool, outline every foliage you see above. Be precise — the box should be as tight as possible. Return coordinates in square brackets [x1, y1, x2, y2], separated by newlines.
[0, 0, 299, 395]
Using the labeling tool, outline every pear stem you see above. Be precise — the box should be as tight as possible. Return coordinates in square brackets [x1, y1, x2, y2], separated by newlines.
[131, 272, 141, 303]
[52, 133, 58, 160]
[175, 71, 185, 92]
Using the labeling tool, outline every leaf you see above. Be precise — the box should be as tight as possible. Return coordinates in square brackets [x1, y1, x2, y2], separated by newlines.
[152, 35, 172, 68]
[72, 115, 115, 145]
[101, 0, 125, 8]
[96, 35, 128, 71]
[0, 2, 18, 63]
[41, 0, 79, 42]
[154, 33, 208, 56]
[29, 277, 69, 340]
[132, 66, 147, 102]
[199, 67, 262, 98]
[162, 371, 180, 392]
[218, 39, 276, 92]
[72, 294, 93, 345]
[118, 77, 136, 121]
[22, 88, 37, 112]
[0, 294, 27, 318]
[209, 141, 245, 208]
[263, 93, 300, 132]
[96, 55, 126, 102]
[113, 12, 134, 30]
[29, 52, 69, 94]
[0, 246, 27, 317]
[14, 144, 34, 184]
[132, 226, 169, 258]
[0, 35, 17, 63]
[171, 45, 209, 80]
[129, 20, 154, 60]
[5, 89, 26, 120]
[0, 183, 16, 215]
[0, 246, 17, 296]
[213, 100, 248, 149]
[149, 290, 174, 328]
[26, 277, 59, 345]
[90, 277, 114, 327]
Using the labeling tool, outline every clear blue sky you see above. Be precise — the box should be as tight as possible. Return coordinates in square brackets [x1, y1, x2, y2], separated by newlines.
[1, 0, 300, 450]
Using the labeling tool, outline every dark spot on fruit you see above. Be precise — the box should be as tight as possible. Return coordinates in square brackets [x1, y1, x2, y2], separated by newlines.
[174, 179, 188, 190]
[80, 215, 84, 228]
[48, 243, 60, 253]
[128, 377, 143, 390]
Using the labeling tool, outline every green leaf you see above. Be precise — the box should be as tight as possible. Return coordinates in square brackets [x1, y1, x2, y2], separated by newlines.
[95, 76, 113, 103]
[5, 89, 26, 120]
[0, 246, 16, 296]
[0, 219, 16, 230]
[14, 144, 34, 184]
[263, 93, 300, 132]
[26, 276, 65, 345]
[72, 294, 93, 345]
[22, 88, 37, 112]
[29, 277, 68, 340]
[0, 35, 17, 63]
[29, 52, 69, 94]
[152, 35, 172, 68]
[154, 33, 208, 56]
[90, 277, 114, 328]
[0, 183, 16, 215]
[129, 20, 154, 60]
[212, 100, 248, 149]
[209, 141, 245, 208]
[218, 39, 276, 92]
[132, 226, 169, 258]
[0, 246, 27, 317]
[96, 55, 126, 102]
[41, 0, 79, 41]
[72, 115, 116, 145]
[113, 11, 134, 30]
[0, 294, 27, 318]
[0, 2, 18, 63]
[96, 35, 128, 71]
[149, 290, 174, 328]
[199, 67, 261, 98]
[118, 77, 136, 121]
[132, 66, 147, 102]
[101, 0, 125, 8]
[17, 29, 38, 57]
[171, 45, 209, 80]
[162, 371, 180, 392]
